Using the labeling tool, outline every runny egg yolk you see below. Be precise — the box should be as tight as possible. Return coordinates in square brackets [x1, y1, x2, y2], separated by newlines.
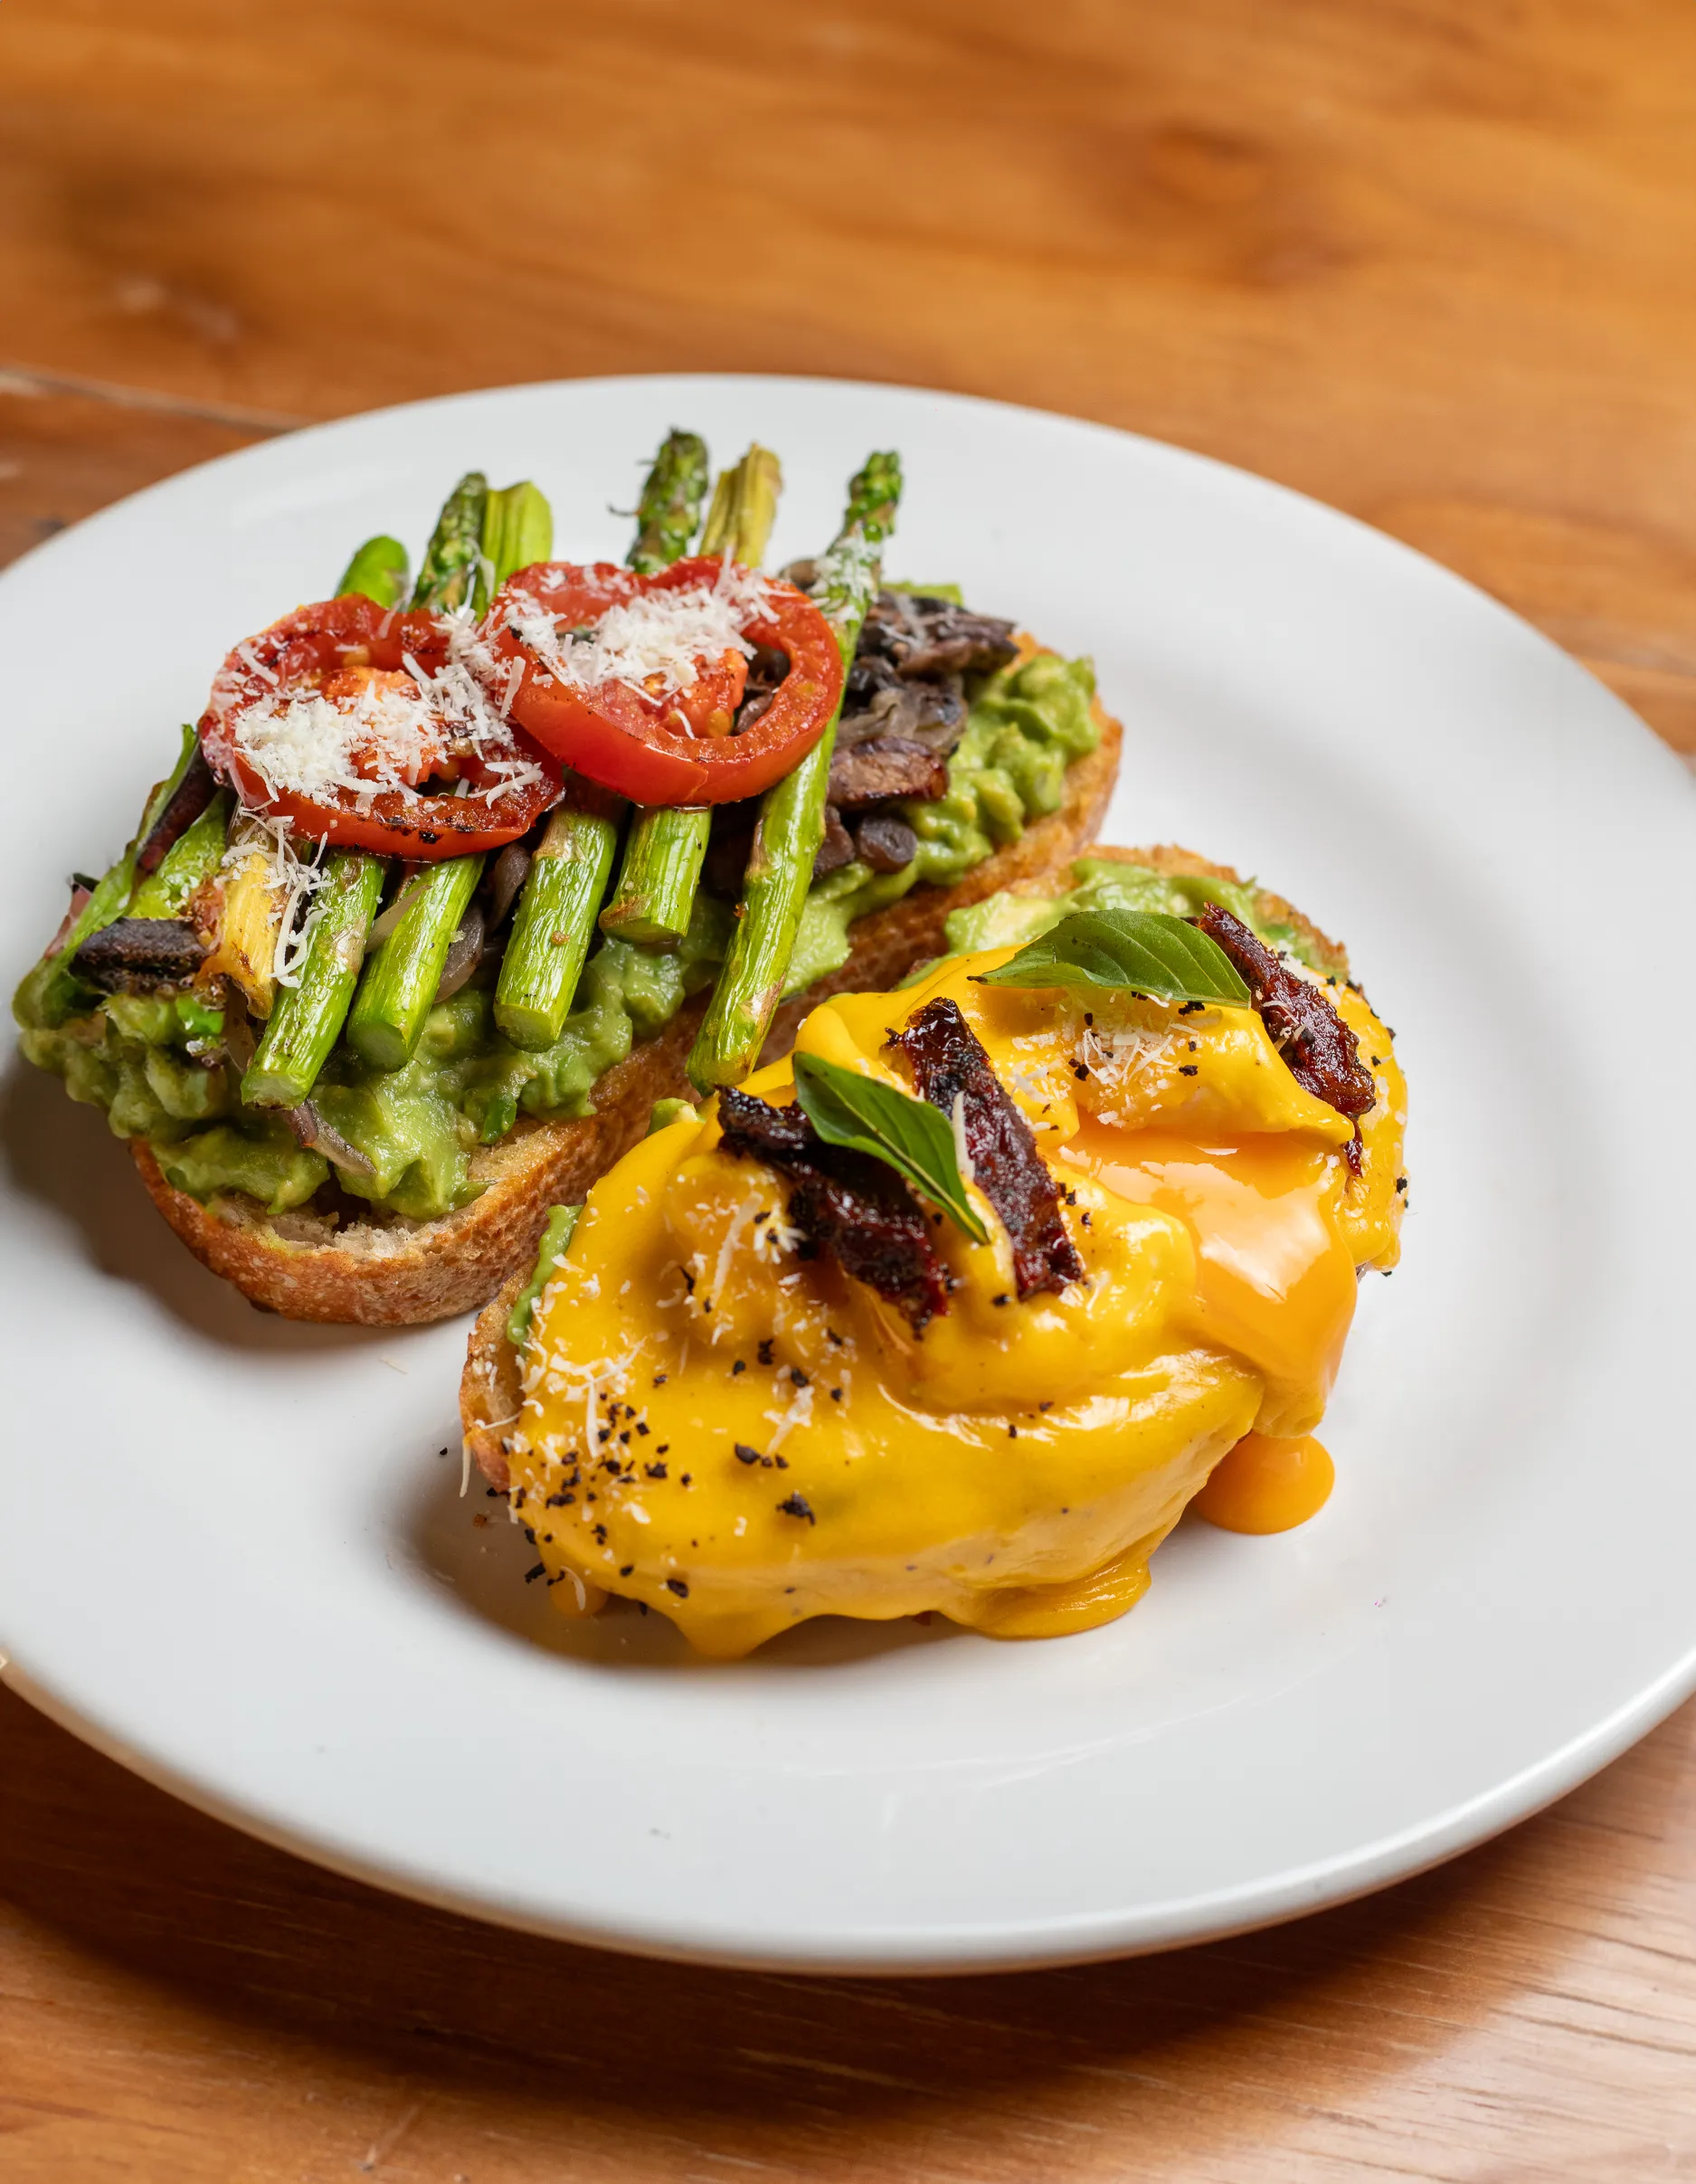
[509, 945, 1407, 1657]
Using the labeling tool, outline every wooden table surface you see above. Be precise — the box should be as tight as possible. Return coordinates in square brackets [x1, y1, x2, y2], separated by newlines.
[2, 3, 1692, 2176]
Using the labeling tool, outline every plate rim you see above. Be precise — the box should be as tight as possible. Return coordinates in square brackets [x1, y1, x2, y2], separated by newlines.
[5, 1637, 1693, 1973]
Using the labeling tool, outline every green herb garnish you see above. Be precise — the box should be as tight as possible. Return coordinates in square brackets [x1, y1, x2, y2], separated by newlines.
[973, 908, 1252, 1006]
[791, 1052, 989, 1244]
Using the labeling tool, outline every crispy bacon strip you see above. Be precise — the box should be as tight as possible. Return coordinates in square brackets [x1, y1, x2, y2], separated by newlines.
[891, 997, 1085, 1299]
[716, 1087, 950, 1334]
[1193, 905, 1378, 1130]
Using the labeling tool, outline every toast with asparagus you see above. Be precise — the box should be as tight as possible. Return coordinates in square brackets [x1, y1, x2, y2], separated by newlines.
[14, 434, 1122, 1323]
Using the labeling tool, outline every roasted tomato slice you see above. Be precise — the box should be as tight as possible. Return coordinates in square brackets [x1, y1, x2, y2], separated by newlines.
[489, 556, 845, 805]
[199, 593, 562, 857]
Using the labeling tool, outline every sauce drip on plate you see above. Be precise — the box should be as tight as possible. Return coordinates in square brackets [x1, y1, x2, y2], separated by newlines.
[1193, 1431, 1335, 1534]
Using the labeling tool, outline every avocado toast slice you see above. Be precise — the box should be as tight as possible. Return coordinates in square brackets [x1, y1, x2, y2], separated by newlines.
[15, 440, 1122, 1322]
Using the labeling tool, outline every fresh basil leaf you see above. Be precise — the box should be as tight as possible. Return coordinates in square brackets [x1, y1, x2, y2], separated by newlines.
[791, 1052, 989, 1245]
[973, 908, 1252, 1006]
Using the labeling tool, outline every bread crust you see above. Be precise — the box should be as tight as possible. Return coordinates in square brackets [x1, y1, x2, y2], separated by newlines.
[461, 1271, 527, 1492]
[133, 705, 1123, 1325]
[458, 842, 1351, 1490]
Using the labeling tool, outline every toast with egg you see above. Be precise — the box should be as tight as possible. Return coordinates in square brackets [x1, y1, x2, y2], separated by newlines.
[460, 840, 1350, 1489]
[130, 705, 1123, 1324]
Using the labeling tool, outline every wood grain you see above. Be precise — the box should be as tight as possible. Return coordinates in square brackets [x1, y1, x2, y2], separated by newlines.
[0, 371, 289, 570]
[4, 0, 1696, 746]
[3, 0, 1695, 2175]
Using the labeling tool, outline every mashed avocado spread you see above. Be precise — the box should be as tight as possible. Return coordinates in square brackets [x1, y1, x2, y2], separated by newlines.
[783, 649, 1100, 994]
[17, 905, 729, 1222]
[15, 646, 1100, 1224]
[941, 854, 1328, 968]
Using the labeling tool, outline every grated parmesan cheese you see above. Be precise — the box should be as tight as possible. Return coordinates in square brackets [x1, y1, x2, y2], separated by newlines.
[707, 1199, 763, 1332]
[235, 641, 279, 687]
[225, 611, 548, 815]
[1075, 1016, 1186, 1128]
[949, 1091, 976, 1184]
[237, 681, 435, 802]
[808, 528, 882, 629]
[504, 559, 773, 705]
[763, 1377, 815, 1454]
[752, 1209, 803, 1263]
[222, 812, 330, 988]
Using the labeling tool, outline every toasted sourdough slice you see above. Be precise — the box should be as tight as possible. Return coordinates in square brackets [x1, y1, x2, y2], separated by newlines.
[132, 705, 1123, 1325]
[459, 841, 1350, 1490]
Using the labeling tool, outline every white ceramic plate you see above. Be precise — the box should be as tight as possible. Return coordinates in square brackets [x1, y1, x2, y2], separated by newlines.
[2, 375, 1691, 1973]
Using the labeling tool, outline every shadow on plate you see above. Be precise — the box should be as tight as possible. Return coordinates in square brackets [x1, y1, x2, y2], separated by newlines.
[0, 1057, 374, 1356]
[407, 1439, 965, 1672]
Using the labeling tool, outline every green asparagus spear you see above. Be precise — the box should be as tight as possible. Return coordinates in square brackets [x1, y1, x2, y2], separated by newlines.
[128, 790, 232, 918]
[231, 506, 453, 1100]
[335, 536, 410, 609]
[597, 808, 712, 950]
[596, 432, 719, 946]
[626, 429, 710, 575]
[411, 472, 489, 612]
[340, 475, 554, 1066]
[263, 472, 549, 1091]
[242, 850, 385, 1108]
[699, 443, 782, 563]
[476, 481, 554, 614]
[495, 793, 622, 1049]
[344, 853, 485, 1070]
[600, 442, 784, 948]
[14, 724, 203, 1031]
[687, 451, 902, 1091]
[215, 505, 430, 1096]
[483, 437, 712, 1024]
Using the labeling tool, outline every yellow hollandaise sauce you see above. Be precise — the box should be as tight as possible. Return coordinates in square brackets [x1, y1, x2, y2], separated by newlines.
[508, 947, 1406, 1657]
